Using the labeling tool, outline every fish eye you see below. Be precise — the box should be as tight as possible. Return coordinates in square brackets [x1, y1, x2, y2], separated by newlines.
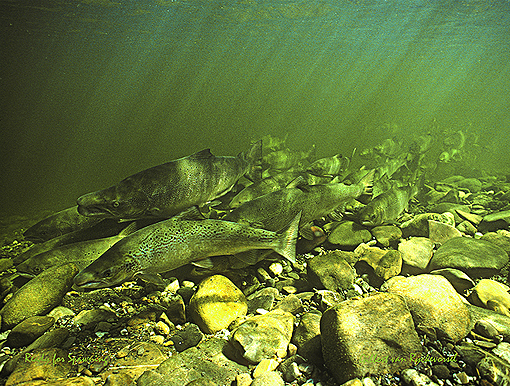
[112, 201, 120, 208]
[102, 269, 112, 278]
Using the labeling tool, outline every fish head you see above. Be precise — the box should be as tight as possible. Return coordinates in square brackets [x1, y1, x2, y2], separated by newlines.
[17, 259, 47, 276]
[359, 206, 384, 227]
[77, 183, 149, 219]
[73, 249, 141, 289]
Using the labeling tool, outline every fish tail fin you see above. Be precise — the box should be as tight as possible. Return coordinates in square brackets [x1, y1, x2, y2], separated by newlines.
[275, 211, 301, 264]
[242, 140, 263, 182]
[358, 169, 375, 196]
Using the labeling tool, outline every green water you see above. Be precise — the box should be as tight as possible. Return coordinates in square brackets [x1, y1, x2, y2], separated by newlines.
[1, 0, 509, 218]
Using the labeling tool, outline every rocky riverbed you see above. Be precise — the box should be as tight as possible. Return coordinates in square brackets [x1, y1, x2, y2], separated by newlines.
[1, 173, 510, 386]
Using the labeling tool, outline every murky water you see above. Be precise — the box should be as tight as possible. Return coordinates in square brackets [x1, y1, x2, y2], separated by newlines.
[1, 0, 509, 217]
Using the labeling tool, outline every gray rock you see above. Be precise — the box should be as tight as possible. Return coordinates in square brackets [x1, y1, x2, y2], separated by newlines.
[478, 210, 510, 233]
[137, 337, 246, 386]
[457, 220, 477, 235]
[401, 212, 455, 238]
[481, 231, 510, 256]
[0, 263, 78, 330]
[291, 311, 323, 365]
[6, 315, 54, 348]
[170, 323, 203, 352]
[327, 221, 372, 248]
[474, 320, 500, 339]
[74, 308, 116, 329]
[468, 304, 510, 341]
[356, 244, 402, 280]
[230, 309, 294, 364]
[370, 225, 401, 247]
[320, 292, 422, 385]
[307, 252, 356, 291]
[385, 274, 471, 342]
[274, 294, 303, 315]
[247, 287, 279, 314]
[428, 237, 508, 278]
[477, 350, 510, 386]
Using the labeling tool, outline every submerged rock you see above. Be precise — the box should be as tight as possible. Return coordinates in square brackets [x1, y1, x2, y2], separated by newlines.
[306, 252, 356, 292]
[230, 309, 295, 364]
[385, 274, 471, 342]
[320, 292, 422, 385]
[327, 221, 372, 248]
[0, 263, 78, 330]
[398, 237, 433, 273]
[428, 237, 508, 277]
[468, 279, 510, 317]
[189, 275, 247, 334]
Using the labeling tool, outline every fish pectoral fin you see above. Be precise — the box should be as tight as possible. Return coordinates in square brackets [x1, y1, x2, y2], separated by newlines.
[135, 273, 166, 287]
[192, 257, 214, 269]
[233, 250, 269, 265]
[299, 222, 316, 240]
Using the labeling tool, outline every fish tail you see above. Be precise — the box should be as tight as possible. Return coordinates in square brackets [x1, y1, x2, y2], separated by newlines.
[275, 211, 301, 264]
[358, 169, 375, 196]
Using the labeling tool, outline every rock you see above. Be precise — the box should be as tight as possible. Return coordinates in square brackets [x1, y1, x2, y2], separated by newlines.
[247, 287, 279, 314]
[102, 341, 166, 382]
[291, 311, 323, 365]
[6, 315, 55, 348]
[428, 237, 508, 278]
[74, 308, 116, 329]
[430, 203, 471, 223]
[428, 220, 462, 244]
[189, 275, 247, 334]
[370, 225, 401, 247]
[401, 369, 439, 386]
[251, 371, 285, 386]
[0, 263, 78, 330]
[385, 274, 471, 342]
[160, 292, 186, 325]
[468, 279, 510, 316]
[457, 220, 477, 236]
[306, 252, 356, 291]
[312, 290, 345, 311]
[477, 350, 510, 386]
[429, 268, 475, 293]
[468, 304, 510, 342]
[398, 237, 434, 272]
[253, 358, 279, 378]
[47, 306, 75, 320]
[356, 244, 402, 280]
[137, 338, 246, 386]
[6, 348, 71, 386]
[170, 323, 203, 352]
[474, 320, 500, 339]
[401, 212, 455, 238]
[478, 210, 510, 233]
[320, 292, 422, 384]
[481, 231, 510, 256]
[493, 342, 510, 364]
[327, 221, 372, 248]
[230, 309, 294, 364]
[274, 294, 303, 315]
[455, 209, 483, 226]
[25, 327, 70, 352]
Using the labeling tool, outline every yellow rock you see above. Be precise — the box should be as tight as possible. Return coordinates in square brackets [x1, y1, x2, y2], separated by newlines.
[189, 275, 247, 334]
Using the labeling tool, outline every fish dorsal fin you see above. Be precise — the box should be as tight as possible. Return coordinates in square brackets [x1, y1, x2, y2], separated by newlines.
[174, 206, 205, 221]
[190, 149, 214, 159]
